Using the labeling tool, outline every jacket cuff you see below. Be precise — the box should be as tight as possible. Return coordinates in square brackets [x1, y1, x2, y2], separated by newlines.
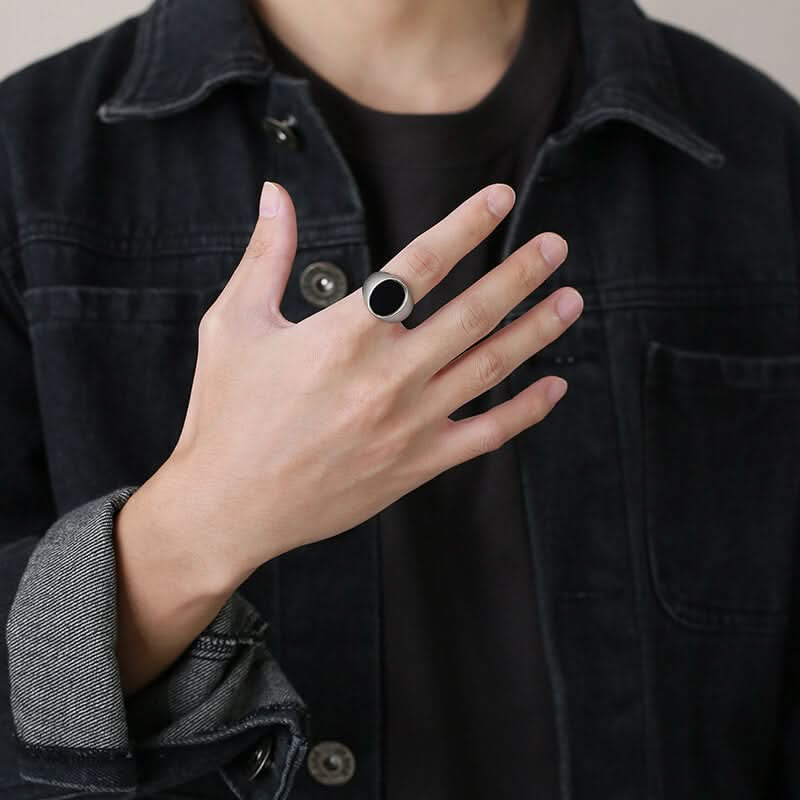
[5, 486, 309, 798]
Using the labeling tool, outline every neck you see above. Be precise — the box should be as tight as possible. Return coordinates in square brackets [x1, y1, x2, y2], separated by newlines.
[249, 0, 530, 114]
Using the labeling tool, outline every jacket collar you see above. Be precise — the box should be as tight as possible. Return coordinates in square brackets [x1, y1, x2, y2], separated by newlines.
[96, 0, 273, 123]
[96, 0, 725, 168]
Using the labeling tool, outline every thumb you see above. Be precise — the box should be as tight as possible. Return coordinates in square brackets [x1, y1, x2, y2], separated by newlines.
[235, 181, 298, 317]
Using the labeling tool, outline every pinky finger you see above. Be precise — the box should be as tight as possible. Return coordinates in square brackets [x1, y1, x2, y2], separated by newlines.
[431, 376, 568, 472]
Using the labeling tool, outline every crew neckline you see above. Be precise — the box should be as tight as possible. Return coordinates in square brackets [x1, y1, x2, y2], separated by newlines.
[256, 0, 577, 168]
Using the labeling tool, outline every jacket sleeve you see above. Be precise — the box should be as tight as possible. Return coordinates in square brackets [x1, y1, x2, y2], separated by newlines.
[0, 125, 309, 799]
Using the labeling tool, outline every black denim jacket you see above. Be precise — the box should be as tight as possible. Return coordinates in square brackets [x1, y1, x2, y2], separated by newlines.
[1, 0, 799, 798]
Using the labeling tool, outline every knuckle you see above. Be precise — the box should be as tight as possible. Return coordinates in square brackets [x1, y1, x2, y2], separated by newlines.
[529, 303, 558, 345]
[476, 418, 505, 455]
[459, 294, 491, 336]
[198, 304, 224, 341]
[463, 208, 492, 244]
[512, 250, 544, 293]
[404, 242, 443, 281]
[243, 237, 271, 262]
[474, 347, 507, 390]
[200, 294, 275, 343]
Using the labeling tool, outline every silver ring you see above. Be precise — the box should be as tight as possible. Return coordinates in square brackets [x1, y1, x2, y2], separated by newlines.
[362, 271, 414, 323]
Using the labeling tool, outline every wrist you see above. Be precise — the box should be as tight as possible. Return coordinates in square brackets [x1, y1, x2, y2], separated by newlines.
[115, 456, 258, 598]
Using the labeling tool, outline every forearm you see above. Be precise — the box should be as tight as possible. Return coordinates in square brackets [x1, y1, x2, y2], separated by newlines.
[113, 464, 255, 696]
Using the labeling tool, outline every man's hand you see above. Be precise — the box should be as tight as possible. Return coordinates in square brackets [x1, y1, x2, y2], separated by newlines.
[112, 180, 581, 694]
[127, 180, 581, 588]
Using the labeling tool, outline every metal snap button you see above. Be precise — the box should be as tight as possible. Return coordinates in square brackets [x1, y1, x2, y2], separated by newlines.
[262, 114, 301, 149]
[306, 740, 356, 786]
[246, 734, 274, 781]
[299, 261, 349, 308]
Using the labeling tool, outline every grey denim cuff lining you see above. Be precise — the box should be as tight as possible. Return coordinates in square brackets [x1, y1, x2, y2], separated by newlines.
[5, 485, 309, 796]
[7, 485, 140, 751]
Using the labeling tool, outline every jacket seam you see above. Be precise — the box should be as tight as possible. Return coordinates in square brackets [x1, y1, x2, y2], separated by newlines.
[101, 58, 272, 120]
[11, 229, 364, 258]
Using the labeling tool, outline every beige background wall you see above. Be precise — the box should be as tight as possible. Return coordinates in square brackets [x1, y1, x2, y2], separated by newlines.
[0, 1, 798, 100]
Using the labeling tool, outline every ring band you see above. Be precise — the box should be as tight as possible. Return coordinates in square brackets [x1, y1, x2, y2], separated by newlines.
[362, 271, 414, 323]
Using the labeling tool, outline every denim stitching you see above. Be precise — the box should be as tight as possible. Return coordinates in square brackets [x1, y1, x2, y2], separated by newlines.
[99, 63, 272, 122]
[17, 773, 132, 793]
[134, 705, 307, 751]
[18, 743, 133, 761]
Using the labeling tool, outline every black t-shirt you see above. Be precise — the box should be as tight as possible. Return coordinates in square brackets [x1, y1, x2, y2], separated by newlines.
[256, 2, 584, 796]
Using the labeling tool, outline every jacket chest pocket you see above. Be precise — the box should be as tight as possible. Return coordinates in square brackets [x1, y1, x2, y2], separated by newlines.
[23, 284, 222, 510]
[643, 340, 800, 635]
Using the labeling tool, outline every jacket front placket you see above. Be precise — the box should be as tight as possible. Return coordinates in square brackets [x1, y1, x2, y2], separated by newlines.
[257, 72, 384, 800]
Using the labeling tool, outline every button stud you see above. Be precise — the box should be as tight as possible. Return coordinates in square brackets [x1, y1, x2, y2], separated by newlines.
[299, 261, 349, 308]
[247, 734, 274, 781]
[262, 114, 301, 149]
[307, 740, 356, 786]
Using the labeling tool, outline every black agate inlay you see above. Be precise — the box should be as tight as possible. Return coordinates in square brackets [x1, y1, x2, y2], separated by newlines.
[370, 278, 406, 316]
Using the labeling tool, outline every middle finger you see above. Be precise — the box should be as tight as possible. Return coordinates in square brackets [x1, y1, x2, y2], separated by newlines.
[404, 230, 569, 377]
[338, 183, 517, 328]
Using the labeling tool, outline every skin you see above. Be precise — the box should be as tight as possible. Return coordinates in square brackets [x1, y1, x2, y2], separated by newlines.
[247, 0, 530, 114]
[114, 1, 583, 697]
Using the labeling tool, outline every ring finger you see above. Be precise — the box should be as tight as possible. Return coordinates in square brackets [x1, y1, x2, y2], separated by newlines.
[422, 285, 584, 419]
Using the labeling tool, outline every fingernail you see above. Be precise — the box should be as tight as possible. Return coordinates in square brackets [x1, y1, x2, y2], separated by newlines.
[547, 377, 568, 404]
[260, 181, 280, 218]
[538, 233, 568, 267]
[487, 184, 515, 217]
[556, 288, 583, 323]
